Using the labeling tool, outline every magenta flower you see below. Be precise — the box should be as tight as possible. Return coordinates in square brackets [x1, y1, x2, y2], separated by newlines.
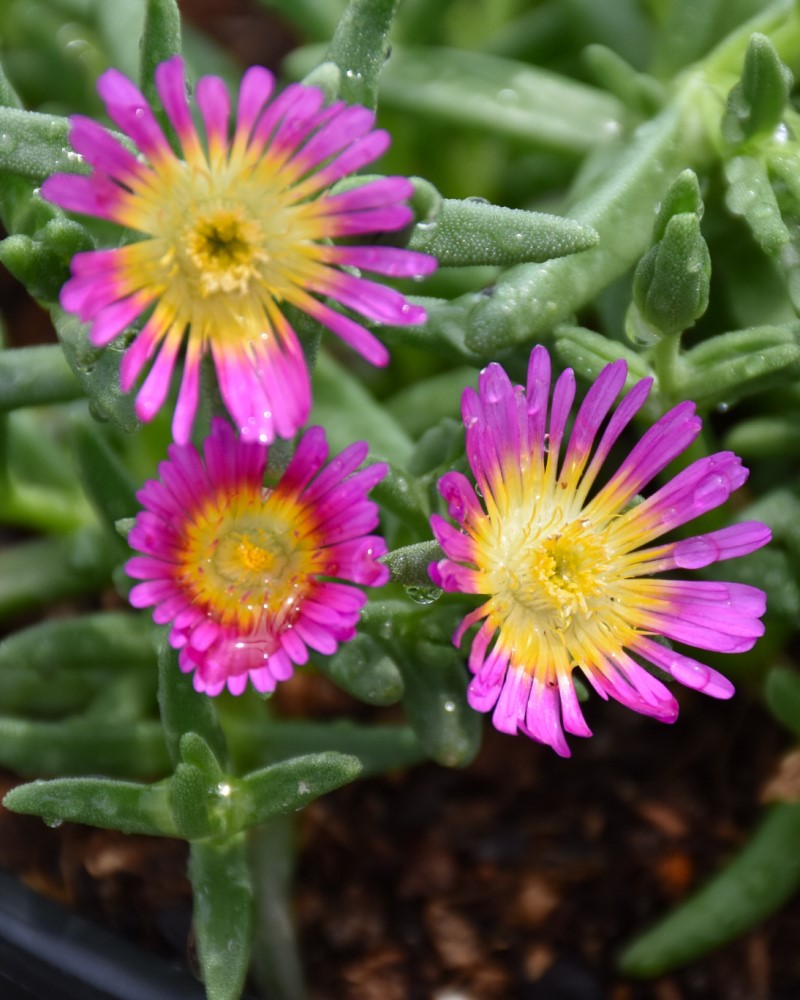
[429, 346, 771, 757]
[43, 56, 436, 445]
[126, 418, 389, 696]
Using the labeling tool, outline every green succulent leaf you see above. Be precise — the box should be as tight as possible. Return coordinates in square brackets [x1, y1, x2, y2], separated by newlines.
[311, 350, 414, 467]
[395, 639, 481, 768]
[158, 644, 230, 772]
[325, 0, 400, 108]
[316, 632, 404, 705]
[632, 212, 711, 337]
[369, 461, 430, 532]
[407, 198, 598, 268]
[0, 528, 117, 624]
[382, 540, 443, 587]
[0, 610, 157, 681]
[140, 0, 182, 102]
[583, 44, 664, 116]
[765, 666, 800, 737]
[652, 168, 704, 241]
[722, 32, 793, 147]
[553, 324, 652, 385]
[0, 345, 81, 411]
[190, 836, 254, 1000]
[407, 417, 466, 477]
[170, 762, 214, 839]
[724, 155, 790, 255]
[619, 804, 800, 977]
[52, 306, 139, 434]
[679, 323, 800, 409]
[235, 752, 362, 832]
[0, 216, 93, 303]
[387, 367, 477, 438]
[723, 415, 800, 457]
[71, 419, 139, 555]
[3, 776, 177, 836]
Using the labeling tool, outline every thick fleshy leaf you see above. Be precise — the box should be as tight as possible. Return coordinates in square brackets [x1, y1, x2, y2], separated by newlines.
[765, 666, 800, 738]
[325, 0, 400, 108]
[140, 0, 182, 112]
[0, 217, 93, 303]
[3, 776, 177, 836]
[395, 640, 482, 768]
[0, 611, 156, 675]
[52, 305, 139, 433]
[190, 836, 254, 1000]
[317, 632, 404, 705]
[158, 643, 229, 771]
[0, 107, 87, 183]
[382, 540, 443, 587]
[0, 528, 117, 624]
[248, 817, 306, 1000]
[0, 717, 169, 778]
[0, 345, 81, 411]
[311, 350, 413, 467]
[236, 752, 362, 831]
[680, 323, 800, 410]
[619, 804, 800, 977]
[288, 43, 625, 153]
[725, 155, 789, 256]
[407, 198, 598, 268]
[169, 763, 213, 839]
[722, 32, 793, 146]
[553, 324, 652, 385]
[71, 419, 139, 555]
[632, 212, 710, 337]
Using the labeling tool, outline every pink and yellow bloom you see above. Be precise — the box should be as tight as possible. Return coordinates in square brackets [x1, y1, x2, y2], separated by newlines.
[430, 346, 771, 757]
[126, 418, 389, 696]
[43, 56, 435, 444]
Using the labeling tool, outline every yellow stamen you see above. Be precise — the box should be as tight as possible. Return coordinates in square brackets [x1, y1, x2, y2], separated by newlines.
[183, 207, 269, 296]
[177, 488, 316, 630]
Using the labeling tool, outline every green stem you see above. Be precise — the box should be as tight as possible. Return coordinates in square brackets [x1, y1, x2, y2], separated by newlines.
[650, 333, 683, 407]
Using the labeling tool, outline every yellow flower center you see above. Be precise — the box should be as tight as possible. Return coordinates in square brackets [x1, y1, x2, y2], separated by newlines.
[485, 513, 612, 636]
[177, 488, 315, 632]
[183, 206, 269, 297]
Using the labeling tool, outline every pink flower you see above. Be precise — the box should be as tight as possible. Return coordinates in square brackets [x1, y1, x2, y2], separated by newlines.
[430, 345, 771, 756]
[127, 418, 389, 696]
[43, 56, 436, 445]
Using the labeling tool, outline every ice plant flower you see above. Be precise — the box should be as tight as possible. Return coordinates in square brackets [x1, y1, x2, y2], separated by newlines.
[429, 346, 771, 757]
[42, 56, 436, 444]
[126, 418, 389, 695]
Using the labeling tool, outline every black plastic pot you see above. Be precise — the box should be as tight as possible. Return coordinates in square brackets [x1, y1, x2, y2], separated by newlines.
[0, 871, 211, 999]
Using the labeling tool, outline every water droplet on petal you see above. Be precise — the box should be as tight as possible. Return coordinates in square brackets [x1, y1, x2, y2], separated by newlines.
[673, 536, 720, 569]
[693, 474, 729, 509]
[669, 658, 710, 691]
